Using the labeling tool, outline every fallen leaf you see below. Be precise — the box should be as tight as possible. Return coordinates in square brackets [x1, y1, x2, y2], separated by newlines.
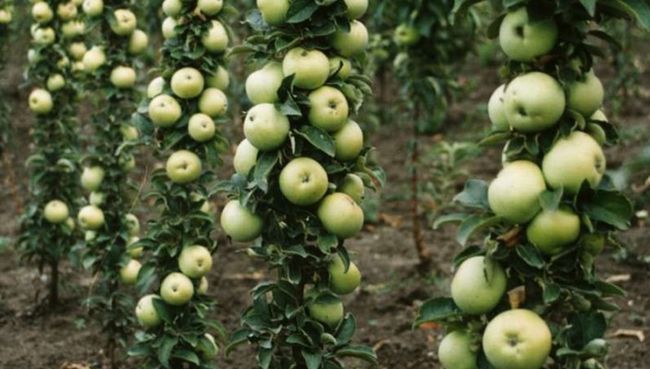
[606, 274, 631, 283]
[609, 329, 645, 342]
[378, 213, 403, 228]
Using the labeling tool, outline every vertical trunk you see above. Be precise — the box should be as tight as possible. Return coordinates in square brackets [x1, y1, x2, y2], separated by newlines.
[49, 259, 59, 308]
[411, 104, 432, 268]
[1, 150, 22, 214]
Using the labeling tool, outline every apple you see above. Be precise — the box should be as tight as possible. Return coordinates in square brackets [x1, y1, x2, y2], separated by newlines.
[111, 9, 137, 36]
[110, 66, 137, 89]
[257, 0, 289, 25]
[333, 120, 363, 161]
[202, 20, 228, 53]
[206, 65, 230, 90]
[81, 166, 105, 191]
[451, 256, 506, 315]
[82, 46, 106, 72]
[318, 193, 364, 239]
[332, 20, 368, 57]
[120, 259, 141, 285]
[0, 9, 11, 24]
[482, 309, 552, 369]
[147, 76, 165, 98]
[243, 103, 290, 151]
[198, 88, 228, 117]
[78, 205, 105, 230]
[245, 62, 284, 104]
[57, 2, 77, 21]
[178, 245, 213, 278]
[120, 154, 136, 171]
[587, 110, 607, 145]
[29, 89, 53, 115]
[329, 57, 352, 80]
[82, 0, 103, 17]
[64, 217, 76, 231]
[233, 139, 259, 176]
[171, 67, 204, 99]
[68, 42, 87, 61]
[85, 230, 97, 242]
[45, 74, 65, 92]
[308, 86, 349, 132]
[32, 2, 53, 23]
[308, 294, 344, 327]
[44, 200, 69, 224]
[567, 70, 604, 117]
[344, 0, 368, 19]
[198, 0, 223, 15]
[89, 191, 105, 206]
[72, 61, 86, 74]
[488, 161, 546, 223]
[57, 56, 70, 69]
[488, 84, 509, 131]
[135, 294, 162, 328]
[120, 124, 139, 141]
[279, 157, 329, 206]
[127, 236, 143, 258]
[503, 72, 565, 133]
[148, 94, 182, 127]
[166, 150, 202, 183]
[393, 24, 420, 46]
[125, 213, 140, 235]
[542, 131, 606, 194]
[28, 49, 41, 64]
[282, 47, 330, 90]
[328, 255, 361, 295]
[160, 272, 194, 305]
[128, 29, 149, 54]
[499, 7, 558, 62]
[526, 206, 581, 255]
[33, 27, 55, 45]
[339, 173, 364, 204]
[162, 0, 182, 16]
[220, 199, 263, 242]
[582, 234, 605, 255]
[162, 17, 177, 39]
[438, 330, 477, 369]
[198, 276, 209, 294]
[188, 113, 216, 142]
[200, 333, 219, 359]
[61, 21, 85, 39]
[200, 201, 212, 214]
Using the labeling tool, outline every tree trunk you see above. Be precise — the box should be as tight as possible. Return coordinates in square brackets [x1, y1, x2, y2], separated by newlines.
[410, 105, 432, 269]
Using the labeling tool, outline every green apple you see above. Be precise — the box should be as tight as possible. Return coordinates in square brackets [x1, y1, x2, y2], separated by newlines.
[188, 113, 216, 142]
[482, 309, 552, 369]
[160, 272, 194, 305]
[61, 21, 85, 39]
[178, 245, 213, 278]
[46, 74, 65, 92]
[78, 205, 105, 230]
[162, 0, 182, 16]
[120, 154, 136, 171]
[149, 94, 182, 127]
[85, 230, 97, 242]
[68, 42, 87, 61]
[498, 7, 558, 62]
[567, 70, 604, 118]
[44, 200, 69, 224]
[245, 62, 284, 104]
[198, 276, 209, 294]
[202, 20, 228, 53]
[127, 236, 143, 258]
[198, 0, 223, 15]
[89, 191, 105, 206]
[171, 67, 205, 99]
[125, 213, 140, 236]
[201, 201, 212, 214]
[147, 77, 165, 98]
[206, 65, 230, 90]
[488, 161, 546, 223]
[438, 330, 477, 369]
[198, 88, 228, 117]
[64, 217, 76, 231]
[82, 0, 103, 17]
[166, 150, 202, 183]
[527, 206, 581, 255]
[57, 2, 77, 21]
[488, 84, 509, 131]
[29, 89, 53, 115]
[282, 47, 330, 90]
[344, 0, 368, 19]
[333, 120, 363, 161]
[318, 192, 364, 239]
[220, 199, 263, 242]
[257, 0, 289, 25]
[82, 46, 106, 72]
[120, 259, 141, 285]
[451, 256, 506, 315]
[110, 66, 136, 89]
[135, 294, 162, 328]
[329, 57, 352, 80]
[162, 17, 177, 39]
[243, 103, 290, 151]
[582, 234, 605, 255]
[81, 166, 105, 191]
[328, 255, 361, 295]
[33, 27, 55, 45]
[111, 9, 137, 36]
[332, 20, 368, 57]
[128, 29, 149, 54]
[0, 9, 11, 24]
[542, 131, 606, 194]
[32, 2, 53, 23]
[339, 173, 364, 204]
[503, 72, 565, 133]
[308, 86, 349, 132]
[233, 139, 259, 176]
[308, 294, 344, 327]
[120, 124, 139, 141]
[279, 157, 329, 206]
[393, 24, 420, 46]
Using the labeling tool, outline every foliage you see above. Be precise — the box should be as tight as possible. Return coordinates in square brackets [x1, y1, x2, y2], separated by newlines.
[0, 0, 13, 151]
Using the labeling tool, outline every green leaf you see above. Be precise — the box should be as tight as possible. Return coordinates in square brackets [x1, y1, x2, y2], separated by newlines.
[414, 297, 461, 326]
[302, 350, 323, 369]
[580, 0, 597, 15]
[610, 0, 650, 29]
[433, 213, 468, 229]
[317, 233, 338, 254]
[295, 125, 336, 157]
[454, 179, 489, 209]
[335, 345, 377, 363]
[543, 282, 561, 304]
[566, 312, 607, 349]
[258, 347, 273, 369]
[336, 314, 356, 345]
[581, 190, 633, 230]
[171, 349, 200, 365]
[287, 0, 319, 23]
[254, 151, 280, 193]
[539, 189, 563, 211]
[516, 244, 545, 269]
[158, 336, 178, 368]
[226, 329, 251, 356]
[457, 215, 502, 246]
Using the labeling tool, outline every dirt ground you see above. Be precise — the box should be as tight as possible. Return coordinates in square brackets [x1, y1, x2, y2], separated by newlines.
[1, 38, 649, 369]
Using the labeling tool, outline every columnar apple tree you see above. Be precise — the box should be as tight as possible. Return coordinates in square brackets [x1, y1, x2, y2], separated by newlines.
[417, 2, 647, 369]
[0, 0, 12, 150]
[128, 0, 230, 367]
[19, 0, 85, 308]
[223, 0, 383, 367]
[76, 0, 148, 364]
